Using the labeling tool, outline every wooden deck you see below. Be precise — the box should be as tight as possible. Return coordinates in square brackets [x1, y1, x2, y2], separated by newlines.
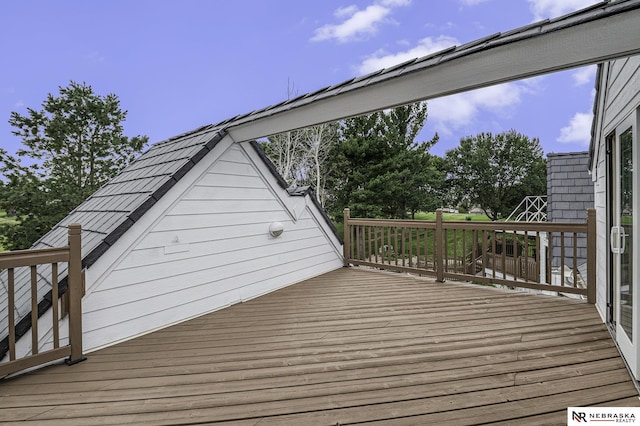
[1, 267, 638, 425]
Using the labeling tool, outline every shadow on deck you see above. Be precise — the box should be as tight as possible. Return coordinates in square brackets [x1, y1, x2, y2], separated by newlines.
[0, 267, 638, 425]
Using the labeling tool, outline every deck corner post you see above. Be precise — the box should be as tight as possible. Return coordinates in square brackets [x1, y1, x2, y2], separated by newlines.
[435, 209, 445, 282]
[66, 223, 87, 366]
[343, 208, 351, 267]
[586, 208, 596, 304]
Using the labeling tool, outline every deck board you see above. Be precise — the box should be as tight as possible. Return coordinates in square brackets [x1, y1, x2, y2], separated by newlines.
[1, 267, 638, 425]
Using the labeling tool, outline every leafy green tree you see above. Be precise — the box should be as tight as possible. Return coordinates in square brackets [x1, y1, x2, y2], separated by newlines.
[330, 102, 442, 220]
[444, 130, 546, 221]
[0, 81, 148, 250]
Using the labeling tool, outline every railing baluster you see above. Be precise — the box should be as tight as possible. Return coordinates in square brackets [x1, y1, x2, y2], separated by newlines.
[482, 230, 488, 278]
[524, 231, 529, 281]
[8, 268, 16, 361]
[367, 225, 372, 263]
[500, 230, 507, 279]
[547, 231, 553, 284]
[560, 232, 566, 287]
[462, 229, 467, 274]
[52, 263, 59, 349]
[535, 231, 541, 283]
[375, 227, 379, 263]
[357, 225, 362, 260]
[444, 228, 449, 273]
[387, 226, 392, 265]
[395, 226, 399, 266]
[573, 232, 578, 288]
[343, 208, 351, 267]
[491, 230, 496, 279]
[408, 227, 413, 268]
[30, 265, 38, 356]
[453, 229, 458, 273]
[587, 208, 596, 303]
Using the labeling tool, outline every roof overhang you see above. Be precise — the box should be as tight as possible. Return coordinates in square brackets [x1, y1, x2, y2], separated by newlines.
[224, 0, 640, 143]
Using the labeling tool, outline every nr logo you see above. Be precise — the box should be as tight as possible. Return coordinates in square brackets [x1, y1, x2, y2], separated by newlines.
[573, 411, 587, 422]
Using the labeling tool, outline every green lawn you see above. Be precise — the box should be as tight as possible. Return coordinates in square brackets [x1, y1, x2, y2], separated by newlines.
[0, 210, 18, 252]
[413, 212, 492, 221]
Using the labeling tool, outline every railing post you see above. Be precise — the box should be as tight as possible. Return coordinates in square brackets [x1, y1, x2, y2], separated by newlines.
[435, 209, 444, 282]
[586, 208, 596, 304]
[65, 223, 86, 366]
[343, 208, 351, 267]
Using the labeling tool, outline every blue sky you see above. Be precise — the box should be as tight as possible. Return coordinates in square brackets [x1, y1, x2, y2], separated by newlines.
[1, 0, 600, 158]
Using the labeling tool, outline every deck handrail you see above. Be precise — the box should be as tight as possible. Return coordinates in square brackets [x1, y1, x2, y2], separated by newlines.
[343, 208, 596, 304]
[0, 224, 86, 377]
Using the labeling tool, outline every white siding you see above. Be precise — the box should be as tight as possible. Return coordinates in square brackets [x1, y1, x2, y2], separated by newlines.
[592, 55, 640, 320]
[32, 138, 342, 354]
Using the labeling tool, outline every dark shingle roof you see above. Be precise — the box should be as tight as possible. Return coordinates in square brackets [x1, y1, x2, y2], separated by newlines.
[0, 127, 343, 360]
[0, 125, 227, 358]
[40, 125, 226, 268]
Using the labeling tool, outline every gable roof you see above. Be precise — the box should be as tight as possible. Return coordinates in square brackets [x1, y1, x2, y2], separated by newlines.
[0, 126, 337, 359]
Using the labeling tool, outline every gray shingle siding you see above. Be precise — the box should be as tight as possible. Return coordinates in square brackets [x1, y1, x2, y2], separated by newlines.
[547, 152, 594, 268]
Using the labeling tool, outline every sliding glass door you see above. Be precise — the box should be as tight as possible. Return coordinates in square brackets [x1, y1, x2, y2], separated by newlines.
[610, 112, 638, 379]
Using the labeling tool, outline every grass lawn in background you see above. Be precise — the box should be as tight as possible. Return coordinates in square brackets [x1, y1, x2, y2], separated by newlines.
[0, 210, 18, 252]
[413, 212, 492, 221]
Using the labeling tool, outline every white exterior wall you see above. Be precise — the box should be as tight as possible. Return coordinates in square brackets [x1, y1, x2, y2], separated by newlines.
[26, 137, 342, 355]
[591, 55, 640, 320]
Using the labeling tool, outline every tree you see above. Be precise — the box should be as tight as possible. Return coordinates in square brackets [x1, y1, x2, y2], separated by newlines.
[262, 81, 339, 207]
[263, 129, 307, 185]
[444, 130, 546, 221]
[0, 81, 148, 249]
[329, 102, 442, 220]
[303, 122, 339, 208]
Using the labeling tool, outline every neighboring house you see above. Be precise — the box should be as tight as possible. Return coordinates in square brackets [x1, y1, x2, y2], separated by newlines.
[1, 128, 342, 358]
[589, 54, 640, 379]
[546, 151, 594, 275]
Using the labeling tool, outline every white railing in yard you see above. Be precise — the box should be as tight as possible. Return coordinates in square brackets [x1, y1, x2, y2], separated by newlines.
[505, 196, 547, 222]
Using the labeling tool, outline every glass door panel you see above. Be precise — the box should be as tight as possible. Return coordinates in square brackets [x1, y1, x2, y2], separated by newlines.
[618, 126, 633, 341]
[610, 111, 638, 380]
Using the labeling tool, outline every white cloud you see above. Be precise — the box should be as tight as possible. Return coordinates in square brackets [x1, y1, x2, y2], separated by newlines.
[557, 111, 593, 145]
[358, 35, 458, 74]
[527, 0, 599, 21]
[459, 0, 492, 5]
[14, 100, 24, 108]
[572, 65, 596, 86]
[311, 0, 411, 43]
[355, 36, 543, 135]
[379, 0, 411, 6]
[427, 82, 532, 136]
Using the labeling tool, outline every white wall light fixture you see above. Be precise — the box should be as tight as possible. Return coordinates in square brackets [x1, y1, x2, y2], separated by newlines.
[269, 222, 284, 238]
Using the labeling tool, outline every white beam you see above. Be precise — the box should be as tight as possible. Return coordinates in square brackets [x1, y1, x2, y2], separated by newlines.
[227, 6, 640, 142]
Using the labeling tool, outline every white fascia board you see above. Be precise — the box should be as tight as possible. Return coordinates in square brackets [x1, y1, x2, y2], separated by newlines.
[227, 8, 640, 143]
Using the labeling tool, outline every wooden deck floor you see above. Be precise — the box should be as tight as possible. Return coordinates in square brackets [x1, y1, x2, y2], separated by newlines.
[1, 267, 639, 425]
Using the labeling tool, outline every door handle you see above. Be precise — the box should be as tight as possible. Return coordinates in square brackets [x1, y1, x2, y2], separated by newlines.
[611, 226, 622, 254]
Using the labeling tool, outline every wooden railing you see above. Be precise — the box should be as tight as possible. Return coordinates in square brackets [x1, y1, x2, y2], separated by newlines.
[0, 224, 85, 377]
[343, 208, 596, 303]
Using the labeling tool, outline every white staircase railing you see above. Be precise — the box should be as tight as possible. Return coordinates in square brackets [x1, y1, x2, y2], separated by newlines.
[505, 196, 547, 222]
